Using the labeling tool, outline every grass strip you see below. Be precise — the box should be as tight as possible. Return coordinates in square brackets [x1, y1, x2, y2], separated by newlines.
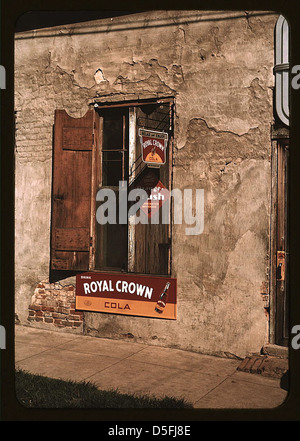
[15, 369, 193, 409]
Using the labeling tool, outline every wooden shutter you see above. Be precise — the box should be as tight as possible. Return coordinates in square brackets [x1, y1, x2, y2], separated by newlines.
[51, 109, 94, 271]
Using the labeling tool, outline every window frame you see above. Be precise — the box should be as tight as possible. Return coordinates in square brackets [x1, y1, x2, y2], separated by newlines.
[50, 97, 174, 276]
[92, 98, 174, 276]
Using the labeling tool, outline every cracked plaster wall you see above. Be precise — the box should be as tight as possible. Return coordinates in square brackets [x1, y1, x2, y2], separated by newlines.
[15, 10, 278, 357]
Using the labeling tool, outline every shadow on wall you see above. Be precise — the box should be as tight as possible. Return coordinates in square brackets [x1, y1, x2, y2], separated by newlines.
[49, 269, 79, 284]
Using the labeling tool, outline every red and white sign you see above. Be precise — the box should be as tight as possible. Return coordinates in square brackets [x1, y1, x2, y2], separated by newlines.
[76, 272, 177, 320]
[139, 128, 168, 166]
[133, 170, 170, 218]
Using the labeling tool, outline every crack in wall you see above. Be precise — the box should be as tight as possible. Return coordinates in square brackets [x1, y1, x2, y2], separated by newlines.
[56, 65, 95, 91]
[190, 116, 259, 138]
[244, 11, 254, 31]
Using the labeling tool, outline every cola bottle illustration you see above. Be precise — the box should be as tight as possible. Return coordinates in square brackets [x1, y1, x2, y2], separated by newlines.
[155, 282, 171, 314]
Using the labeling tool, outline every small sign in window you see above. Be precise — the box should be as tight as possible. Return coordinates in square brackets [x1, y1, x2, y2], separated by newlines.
[139, 128, 168, 167]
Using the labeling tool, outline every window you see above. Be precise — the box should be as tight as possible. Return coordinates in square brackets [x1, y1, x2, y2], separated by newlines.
[50, 98, 174, 275]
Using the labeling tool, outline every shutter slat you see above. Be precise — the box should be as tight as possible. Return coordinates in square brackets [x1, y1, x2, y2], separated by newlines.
[62, 127, 93, 150]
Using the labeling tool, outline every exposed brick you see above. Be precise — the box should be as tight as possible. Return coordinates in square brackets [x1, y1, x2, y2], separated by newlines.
[237, 357, 251, 372]
[237, 354, 288, 378]
[52, 312, 64, 319]
[69, 314, 80, 321]
[29, 304, 42, 311]
[35, 317, 44, 322]
[250, 356, 266, 373]
[62, 320, 73, 327]
[45, 317, 54, 323]
[29, 279, 83, 331]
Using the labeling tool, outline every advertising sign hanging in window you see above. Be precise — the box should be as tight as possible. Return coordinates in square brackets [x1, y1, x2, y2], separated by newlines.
[139, 128, 168, 167]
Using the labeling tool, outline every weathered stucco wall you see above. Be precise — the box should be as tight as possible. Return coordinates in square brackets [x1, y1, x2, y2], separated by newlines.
[15, 10, 278, 357]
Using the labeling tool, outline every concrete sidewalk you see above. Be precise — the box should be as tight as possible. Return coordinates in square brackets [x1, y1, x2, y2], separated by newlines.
[15, 325, 288, 409]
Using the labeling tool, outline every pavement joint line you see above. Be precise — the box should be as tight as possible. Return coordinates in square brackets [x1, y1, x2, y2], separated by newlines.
[15, 335, 88, 363]
[192, 369, 284, 407]
[82, 353, 239, 384]
[192, 371, 237, 406]
[82, 345, 148, 382]
[16, 338, 146, 364]
[16, 341, 148, 381]
[15, 334, 82, 348]
[16, 345, 66, 364]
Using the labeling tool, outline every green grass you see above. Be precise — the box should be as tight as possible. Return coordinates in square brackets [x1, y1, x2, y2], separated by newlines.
[15, 369, 193, 409]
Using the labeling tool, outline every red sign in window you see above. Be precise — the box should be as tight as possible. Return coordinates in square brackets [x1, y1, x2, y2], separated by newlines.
[139, 128, 168, 166]
[133, 170, 170, 218]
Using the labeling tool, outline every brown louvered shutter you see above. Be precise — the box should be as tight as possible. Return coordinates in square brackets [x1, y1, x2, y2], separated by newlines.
[51, 109, 94, 271]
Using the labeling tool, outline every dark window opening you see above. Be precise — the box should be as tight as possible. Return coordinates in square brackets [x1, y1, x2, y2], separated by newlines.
[102, 108, 128, 186]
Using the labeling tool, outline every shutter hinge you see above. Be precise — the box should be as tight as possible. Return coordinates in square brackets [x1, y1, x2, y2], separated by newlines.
[276, 251, 286, 281]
